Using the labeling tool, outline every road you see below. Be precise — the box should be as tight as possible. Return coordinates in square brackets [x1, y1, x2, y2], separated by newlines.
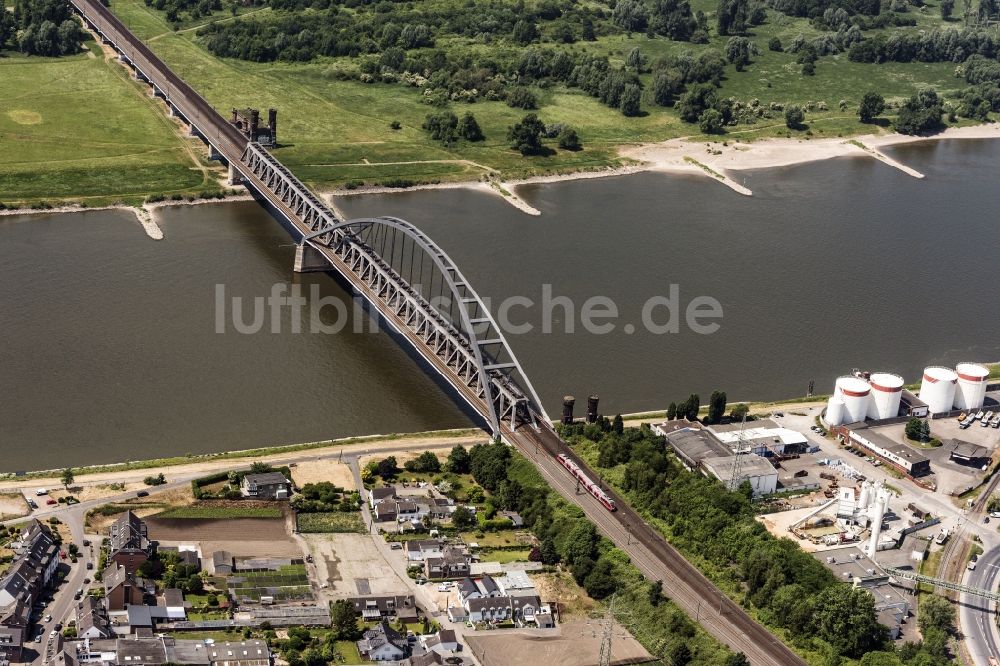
[963, 543, 1000, 666]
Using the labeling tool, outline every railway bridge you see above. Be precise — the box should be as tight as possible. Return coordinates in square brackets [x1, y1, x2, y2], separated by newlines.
[69, 0, 806, 662]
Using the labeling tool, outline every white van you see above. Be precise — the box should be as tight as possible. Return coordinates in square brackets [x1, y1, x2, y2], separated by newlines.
[35, 489, 48, 496]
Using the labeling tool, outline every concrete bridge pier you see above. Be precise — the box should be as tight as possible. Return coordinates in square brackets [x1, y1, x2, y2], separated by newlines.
[208, 144, 222, 161]
[227, 163, 243, 186]
[293, 244, 329, 273]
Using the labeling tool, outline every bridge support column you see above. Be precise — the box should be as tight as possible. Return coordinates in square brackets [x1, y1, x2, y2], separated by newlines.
[208, 144, 222, 161]
[227, 163, 244, 186]
[168, 104, 178, 118]
[187, 124, 200, 139]
[293, 244, 328, 273]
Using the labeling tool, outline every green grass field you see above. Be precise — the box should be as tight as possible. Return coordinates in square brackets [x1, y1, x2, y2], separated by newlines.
[296, 511, 365, 533]
[92, 0, 982, 191]
[0, 40, 222, 206]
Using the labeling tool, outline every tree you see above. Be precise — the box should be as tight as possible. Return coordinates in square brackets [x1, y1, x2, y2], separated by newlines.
[668, 642, 692, 666]
[612, 414, 624, 434]
[612, 0, 649, 33]
[404, 451, 441, 473]
[507, 87, 538, 109]
[684, 393, 700, 420]
[249, 461, 273, 474]
[941, 0, 955, 17]
[651, 70, 682, 107]
[648, 579, 663, 606]
[457, 113, 484, 141]
[583, 558, 618, 599]
[707, 390, 728, 423]
[785, 104, 805, 128]
[717, 0, 752, 35]
[699, 108, 724, 134]
[539, 536, 560, 564]
[620, 83, 642, 116]
[186, 575, 204, 594]
[446, 446, 471, 473]
[895, 89, 944, 135]
[582, 17, 596, 40]
[422, 111, 459, 145]
[905, 417, 931, 442]
[809, 585, 889, 658]
[557, 127, 582, 151]
[375, 456, 399, 479]
[858, 92, 885, 123]
[61, 468, 74, 490]
[626, 46, 648, 72]
[918, 594, 955, 634]
[563, 521, 598, 565]
[666, 402, 677, 419]
[507, 114, 546, 155]
[677, 84, 717, 123]
[725, 36, 756, 71]
[768, 36, 782, 51]
[725, 654, 750, 666]
[451, 505, 475, 529]
[512, 19, 537, 45]
[331, 600, 360, 640]
[731, 403, 749, 420]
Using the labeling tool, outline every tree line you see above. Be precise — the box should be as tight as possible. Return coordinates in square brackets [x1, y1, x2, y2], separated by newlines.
[0, 0, 85, 56]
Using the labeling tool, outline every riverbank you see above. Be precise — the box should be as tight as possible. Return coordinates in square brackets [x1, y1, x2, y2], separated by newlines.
[327, 124, 1000, 210]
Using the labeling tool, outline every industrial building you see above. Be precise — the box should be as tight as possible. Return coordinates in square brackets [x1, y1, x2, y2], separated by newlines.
[842, 425, 931, 477]
[706, 419, 810, 456]
[655, 421, 781, 497]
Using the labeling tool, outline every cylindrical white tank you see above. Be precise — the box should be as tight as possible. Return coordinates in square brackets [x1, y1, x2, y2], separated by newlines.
[825, 396, 845, 426]
[867, 372, 904, 420]
[835, 376, 871, 424]
[954, 362, 989, 411]
[858, 481, 872, 512]
[867, 494, 887, 557]
[919, 366, 958, 414]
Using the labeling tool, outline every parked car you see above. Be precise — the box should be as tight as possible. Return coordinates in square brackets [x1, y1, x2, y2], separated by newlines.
[46, 499, 57, 505]
[43, 615, 51, 623]
[83, 578, 90, 585]
[82, 539, 90, 547]
[86, 562, 93, 570]
[136, 491, 149, 498]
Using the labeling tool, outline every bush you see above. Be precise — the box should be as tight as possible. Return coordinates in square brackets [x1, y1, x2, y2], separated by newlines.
[557, 127, 582, 150]
[768, 37, 782, 51]
[785, 104, 805, 128]
[507, 87, 538, 109]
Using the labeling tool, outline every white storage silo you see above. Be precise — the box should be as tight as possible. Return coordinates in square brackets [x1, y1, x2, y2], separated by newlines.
[835, 376, 871, 424]
[825, 396, 845, 426]
[919, 366, 958, 414]
[858, 480, 872, 512]
[867, 372, 904, 420]
[954, 362, 989, 411]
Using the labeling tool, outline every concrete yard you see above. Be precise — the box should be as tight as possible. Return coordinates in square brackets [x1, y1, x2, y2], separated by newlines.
[466, 620, 653, 666]
[305, 533, 408, 597]
[0, 493, 28, 520]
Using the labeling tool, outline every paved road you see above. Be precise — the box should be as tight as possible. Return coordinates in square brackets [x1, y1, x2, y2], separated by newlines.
[963, 544, 1000, 666]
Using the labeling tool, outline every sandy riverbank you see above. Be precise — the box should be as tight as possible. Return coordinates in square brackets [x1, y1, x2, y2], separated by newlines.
[330, 124, 1000, 210]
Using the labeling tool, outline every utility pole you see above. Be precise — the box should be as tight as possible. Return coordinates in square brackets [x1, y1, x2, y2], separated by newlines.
[728, 413, 749, 492]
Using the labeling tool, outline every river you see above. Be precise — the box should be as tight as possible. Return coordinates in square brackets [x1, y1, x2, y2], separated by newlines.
[2, 139, 998, 471]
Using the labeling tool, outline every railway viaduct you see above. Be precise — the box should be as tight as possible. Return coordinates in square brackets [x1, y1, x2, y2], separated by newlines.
[69, 1, 805, 661]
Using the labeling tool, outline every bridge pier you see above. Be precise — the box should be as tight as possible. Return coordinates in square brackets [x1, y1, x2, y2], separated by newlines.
[227, 163, 243, 186]
[208, 144, 222, 161]
[293, 244, 329, 273]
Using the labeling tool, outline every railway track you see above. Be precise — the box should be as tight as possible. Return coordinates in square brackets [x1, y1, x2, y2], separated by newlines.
[509, 423, 806, 666]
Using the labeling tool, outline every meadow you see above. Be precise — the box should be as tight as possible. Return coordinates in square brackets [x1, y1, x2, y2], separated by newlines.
[0, 40, 222, 206]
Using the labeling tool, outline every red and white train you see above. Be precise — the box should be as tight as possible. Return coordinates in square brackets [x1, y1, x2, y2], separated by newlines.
[556, 453, 617, 512]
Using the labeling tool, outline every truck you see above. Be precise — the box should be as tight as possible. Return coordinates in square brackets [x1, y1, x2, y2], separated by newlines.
[935, 528, 950, 545]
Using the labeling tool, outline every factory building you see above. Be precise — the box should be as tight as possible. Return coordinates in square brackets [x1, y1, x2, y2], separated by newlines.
[843, 425, 931, 477]
[706, 420, 810, 456]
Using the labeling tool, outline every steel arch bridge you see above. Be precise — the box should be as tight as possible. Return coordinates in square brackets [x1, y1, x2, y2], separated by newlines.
[299, 216, 548, 437]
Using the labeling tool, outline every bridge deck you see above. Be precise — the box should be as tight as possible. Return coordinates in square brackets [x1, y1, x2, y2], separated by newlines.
[66, 2, 805, 662]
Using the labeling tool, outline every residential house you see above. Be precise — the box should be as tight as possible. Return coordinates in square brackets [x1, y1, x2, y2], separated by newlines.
[157, 546, 200, 571]
[498, 511, 523, 527]
[356, 621, 409, 662]
[108, 511, 153, 576]
[405, 540, 443, 563]
[103, 564, 150, 611]
[347, 595, 417, 622]
[157, 589, 187, 620]
[77, 597, 113, 639]
[424, 548, 471, 580]
[419, 629, 459, 655]
[0, 520, 60, 662]
[204, 639, 271, 666]
[408, 652, 443, 666]
[240, 472, 291, 500]
[368, 487, 397, 509]
[465, 597, 512, 624]
[373, 502, 398, 523]
[457, 576, 501, 603]
[69, 636, 271, 666]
